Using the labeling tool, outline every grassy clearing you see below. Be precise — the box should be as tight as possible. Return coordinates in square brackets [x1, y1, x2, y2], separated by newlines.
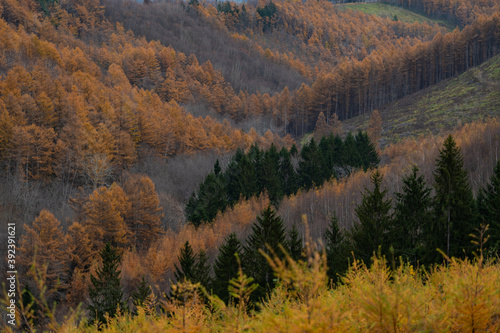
[337, 2, 455, 30]
[343, 54, 500, 146]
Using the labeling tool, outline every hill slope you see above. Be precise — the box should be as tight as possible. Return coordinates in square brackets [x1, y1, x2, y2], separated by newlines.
[337, 2, 455, 30]
[343, 54, 500, 146]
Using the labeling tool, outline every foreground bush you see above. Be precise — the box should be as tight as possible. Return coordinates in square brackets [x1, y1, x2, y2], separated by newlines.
[4, 244, 499, 332]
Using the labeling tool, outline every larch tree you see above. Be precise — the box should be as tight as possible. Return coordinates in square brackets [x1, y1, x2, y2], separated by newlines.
[82, 183, 130, 251]
[313, 111, 332, 140]
[328, 112, 343, 137]
[18, 210, 70, 301]
[123, 175, 164, 251]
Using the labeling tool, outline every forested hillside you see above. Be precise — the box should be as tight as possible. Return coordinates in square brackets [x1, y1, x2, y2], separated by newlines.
[0, 0, 499, 331]
[343, 53, 500, 145]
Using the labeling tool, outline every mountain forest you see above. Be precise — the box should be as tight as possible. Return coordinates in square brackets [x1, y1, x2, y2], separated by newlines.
[0, 0, 499, 331]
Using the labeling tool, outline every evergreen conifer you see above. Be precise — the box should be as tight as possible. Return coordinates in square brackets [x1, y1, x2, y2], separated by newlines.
[325, 212, 349, 283]
[478, 159, 500, 254]
[279, 147, 298, 196]
[87, 243, 125, 326]
[288, 224, 304, 261]
[213, 233, 243, 304]
[433, 135, 476, 261]
[391, 166, 433, 265]
[351, 170, 392, 264]
[174, 241, 196, 282]
[243, 206, 287, 301]
[131, 277, 151, 312]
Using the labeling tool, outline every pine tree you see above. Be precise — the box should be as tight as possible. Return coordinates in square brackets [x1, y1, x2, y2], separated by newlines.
[131, 277, 151, 312]
[174, 241, 196, 283]
[87, 243, 125, 327]
[214, 159, 222, 176]
[298, 138, 327, 189]
[193, 249, 212, 288]
[325, 212, 349, 283]
[279, 146, 298, 196]
[318, 135, 336, 181]
[185, 172, 227, 226]
[224, 149, 245, 205]
[247, 144, 263, 196]
[433, 135, 476, 261]
[351, 170, 392, 264]
[343, 132, 361, 171]
[288, 224, 304, 261]
[212, 233, 243, 304]
[477, 159, 500, 255]
[243, 206, 287, 301]
[355, 131, 379, 171]
[174, 241, 211, 287]
[391, 166, 433, 265]
[261, 144, 283, 205]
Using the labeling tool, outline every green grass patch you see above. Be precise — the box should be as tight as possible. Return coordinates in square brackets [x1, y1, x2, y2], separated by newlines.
[336, 2, 455, 31]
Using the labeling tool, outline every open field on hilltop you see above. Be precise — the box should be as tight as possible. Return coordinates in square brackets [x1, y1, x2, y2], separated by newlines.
[337, 2, 455, 30]
[343, 54, 500, 146]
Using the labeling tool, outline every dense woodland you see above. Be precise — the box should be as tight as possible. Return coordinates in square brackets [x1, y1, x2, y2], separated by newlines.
[0, 0, 499, 331]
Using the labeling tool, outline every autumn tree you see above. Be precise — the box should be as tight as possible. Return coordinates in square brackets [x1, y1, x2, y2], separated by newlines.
[123, 175, 164, 251]
[18, 210, 70, 301]
[82, 184, 130, 251]
[313, 112, 332, 140]
[9, 125, 56, 180]
[329, 113, 343, 136]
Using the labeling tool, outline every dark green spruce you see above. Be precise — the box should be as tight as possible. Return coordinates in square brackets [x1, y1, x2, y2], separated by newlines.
[87, 243, 125, 327]
[432, 135, 476, 261]
[478, 159, 500, 255]
[212, 233, 243, 304]
[351, 170, 392, 264]
[391, 166, 433, 265]
[243, 206, 287, 302]
[325, 212, 350, 284]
